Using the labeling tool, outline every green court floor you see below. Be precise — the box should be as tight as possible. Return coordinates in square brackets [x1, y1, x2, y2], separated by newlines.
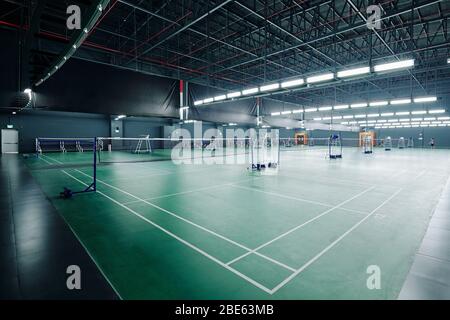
[24, 147, 450, 299]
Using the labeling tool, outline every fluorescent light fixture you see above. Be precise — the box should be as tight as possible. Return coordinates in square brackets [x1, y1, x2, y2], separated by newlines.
[367, 120, 377, 123]
[203, 98, 214, 103]
[390, 99, 411, 105]
[337, 66, 370, 78]
[261, 125, 271, 128]
[358, 121, 367, 124]
[411, 110, 426, 115]
[7, 124, 13, 129]
[281, 78, 304, 88]
[428, 109, 445, 114]
[24, 88, 32, 94]
[374, 59, 414, 72]
[388, 119, 398, 122]
[411, 118, 423, 121]
[322, 116, 331, 120]
[438, 117, 450, 120]
[242, 87, 259, 95]
[260, 83, 280, 92]
[333, 104, 348, 110]
[381, 112, 394, 117]
[448, 58, 450, 64]
[318, 106, 332, 111]
[304, 107, 317, 112]
[281, 111, 292, 115]
[424, 117, 435, 121]
[332, 116, 342, 120]
[271, 112, 281, 116]
[377, 120, 387, 123]
[341, 122, 349, 125]
[399, 118, 410, 122]
[214, 95, 226, 101]
[351, 103, 367, 108]
[414, 96, 437, 103]
[194, 100, 203, 106]
[292, 109, 303, 114]
[354, 114, 366, 118]
[12, 111, 16, 115]
[343, 115, 354, 119]
[115, 115, 126, 120]
[313, 117, 322, 121]
[369, 101, 388, 107]
[348, 121, 357, 124]
[367, 113, 379, 118]
[396, 111, 410, 116]
[228, 123, 237, 126]
[306, 73, 334, 84]
[227, 91, 241, 98]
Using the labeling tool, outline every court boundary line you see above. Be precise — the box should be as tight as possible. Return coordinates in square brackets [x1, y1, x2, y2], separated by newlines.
[72, 168, 297, 273]
[270, 188, 403, 294]
[225, 185, 376, 267]
[121, 177, 261, 206]
[229, 184, 369, 216]
[40, 155, 296, 272]
[35, 156, 124, 299]
[60, 170, 274, 294]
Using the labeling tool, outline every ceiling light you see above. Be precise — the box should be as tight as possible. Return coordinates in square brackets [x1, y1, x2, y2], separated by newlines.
[354, 114, 366, 118]
[214, 95, 226, 101]
[227, 91, 241, 98]
[306, 73, 334, 83]
[414, 96, 437, 103]
[333, 104, 349, 110]
[337, 66, 370, 78]
[292, 109, 303, 114]
[390, 99, 411, 105]
[281, 111, 292, 115]
[396, 111, 410, 115]
[194, 100, 203, 106]
[343, 115, 353, 119]
[242, 87, 259, 95]
[369, 101, 388, 107]
[281, 78, 304, 88]
[313, 117, 322, 121]
[271, 112, 281, 116]
[428, 109, 445, 114]
[411, 110, 426, 115]
[260, 83, 280, 92]
[304, 107, 317, 112]
[374, 59, 414, 72]
[228, 123, 237, 126]
[367, 113, 379, 118]
[381, 112, 394, 117]
[318, 106, 332, 111]
[351, 103, 368, 108]
[203, 98, 214, 103]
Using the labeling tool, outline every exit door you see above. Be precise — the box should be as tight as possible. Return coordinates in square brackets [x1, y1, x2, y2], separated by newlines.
[1, 129, 19, 154]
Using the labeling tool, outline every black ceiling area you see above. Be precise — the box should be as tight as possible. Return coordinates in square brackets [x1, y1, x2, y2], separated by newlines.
[0, 0, 449, 118]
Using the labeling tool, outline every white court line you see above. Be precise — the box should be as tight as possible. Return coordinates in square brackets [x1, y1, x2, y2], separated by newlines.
[229, 184, 369, 216]
[121, 177, 259, 206]
[61, 170, 274, 294]
[225, 185, 376, 267]
[270, 188, 403, 294]
[72, 169, 296, 273]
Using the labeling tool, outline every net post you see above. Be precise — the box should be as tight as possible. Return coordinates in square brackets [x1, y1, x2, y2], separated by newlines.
[93, 137, 97, 192]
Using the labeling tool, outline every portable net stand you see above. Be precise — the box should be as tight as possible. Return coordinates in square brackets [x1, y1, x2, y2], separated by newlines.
[398, 137, 406, 149]
[327, 134, 342, 159]
[35, 137, 97, 198]
[407, 137, 414, 148]
[384, 136, 392, 151]
[363, 136, 373, 154]
[249, 131, 280, 172]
